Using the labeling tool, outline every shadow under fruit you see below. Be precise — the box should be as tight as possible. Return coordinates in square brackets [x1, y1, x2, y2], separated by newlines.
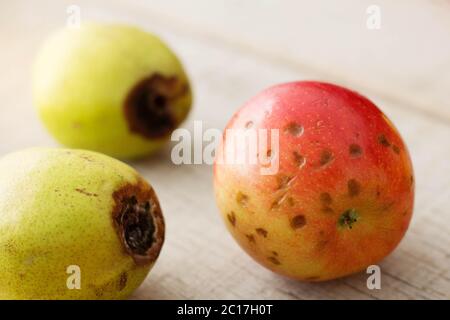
[0, 148, 164, 299]
[32, 23, 192, 159]
[214, 81, 414, 281]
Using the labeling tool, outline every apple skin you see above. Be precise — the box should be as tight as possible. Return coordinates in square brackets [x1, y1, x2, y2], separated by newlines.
[214, 81, 414, 281]
[33, 23, 192, 159]
[0, 148, 164, 299]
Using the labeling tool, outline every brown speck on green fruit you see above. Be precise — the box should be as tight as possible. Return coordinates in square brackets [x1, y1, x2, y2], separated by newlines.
[118, 272, 128, 291]
[256, 228, 268, 238]
[290, 215, 306, 229]
[347, 179, 361, 197]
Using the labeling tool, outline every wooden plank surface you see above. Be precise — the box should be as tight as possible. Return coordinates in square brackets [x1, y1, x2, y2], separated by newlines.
[0, 0, 449, 299]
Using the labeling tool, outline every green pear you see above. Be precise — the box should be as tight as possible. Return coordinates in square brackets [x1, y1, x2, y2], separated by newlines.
[0, 148, 165, 299]
[33, 23, 192, 159]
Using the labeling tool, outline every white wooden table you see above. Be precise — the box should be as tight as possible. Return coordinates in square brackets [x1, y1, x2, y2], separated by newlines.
[1, 0, 449, 299]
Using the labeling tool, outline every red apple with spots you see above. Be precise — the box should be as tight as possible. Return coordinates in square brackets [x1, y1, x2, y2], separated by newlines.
[213, 81, 414, 281]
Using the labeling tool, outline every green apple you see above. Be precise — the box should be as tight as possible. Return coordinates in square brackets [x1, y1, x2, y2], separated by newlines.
[33, 23, 192, 159]
[0, 148, 165, 299]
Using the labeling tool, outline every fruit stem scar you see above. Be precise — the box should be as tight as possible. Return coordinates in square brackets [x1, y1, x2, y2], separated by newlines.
[338, 208, 359, 229]
[112, 181, 165, 266]
[124, 73, 188, 139]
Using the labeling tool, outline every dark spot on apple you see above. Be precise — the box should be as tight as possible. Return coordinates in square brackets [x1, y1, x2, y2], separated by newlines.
[338, 208, 359, 229]
[410, 175, 414, 186]
[272, 251, 278, 256]
[227, 211, 236, 227]
[290, 215, 306, 229]
[124, 74, 188, 139]
[284, 122, 304, 137]
[267, 256, 281, 265]
[245, 121, 254, 129]
[236, 192, 249, 207]
[378, 134, 391, 147]
[246, 234, 255, 243]
[392, 145, 401, 154]
[271, 193, 288, 210]
[255, 228, 268, 238]
[287, 197, 295, 207]
[277, 175, 296, 189]
[266, 149, 272, 159]
[319, 149, 334, 167]
[347, 179, 361, 197]
[293, 151, 306, 168]
[349, 144, 362, 157]
[118, 272, 128, 291]
[320, 192, 332, 206]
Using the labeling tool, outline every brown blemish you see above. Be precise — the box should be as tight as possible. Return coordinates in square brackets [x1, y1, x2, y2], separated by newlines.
[319, 149, 334, 167]
[347, 179, 361, 197]
[380, 201, 395, 211]
[271, 193, 289, 210]
[79, 154, 95, 162]
[293, 151, 306, 168]
[246, 234, 255, 243]
[410, 175, 414, 186]
[286, 197, 295, 207]
[75, 188, 98, 197]
[272, 251, 278, 256]
[338, 208, 359, 229]
[118, 272, 128, 291]
[378, 134, 391, 147]
[255, 228, 268, 238]
[284, 122, 304, 137]
[320, 192, 332, 206]
[277, 175, 296, 190]
[392, 145, 401, 154]
[290, 215, 306, 229]
[349, 144, 362, 157]
[124, 73, 188, 139]
[267, 256, 281, 265]
[266, 149, 272, 159]
[245, 121, 254, 129]
[236, 192, 249, 207]
[112, 179, 165, 266]
[227, 211, 236, 227]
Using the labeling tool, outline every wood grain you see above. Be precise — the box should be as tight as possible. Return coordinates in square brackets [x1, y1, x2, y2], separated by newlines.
[0, 0, 449, 299]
